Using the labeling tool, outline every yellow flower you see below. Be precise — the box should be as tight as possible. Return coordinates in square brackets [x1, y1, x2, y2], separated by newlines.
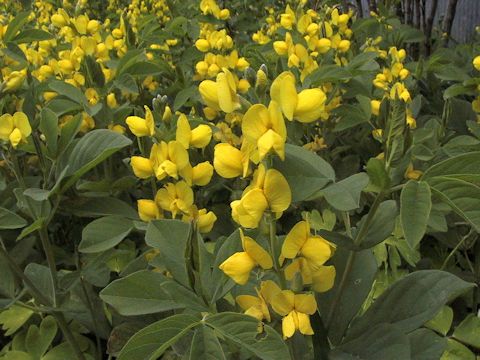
[182, 206, 217, 233]
[219, 229, 273, 285]
[149, 141, 189, 180]
[270, 290, 317, 339]
[371, 100, 381, 116]
[473, 56, 480, 71]
[281, 221, 336, 292]
[126, 106, 155, 137]
[213, 143, 245, 178]
[317, 38, 331, 54]
[199, 68, 240, 113]
[236, 280, 281, 321]
[130, 156, 154, 179]
[138, 199, 161, 221]
[3, 69, 27, 91]
[195, 39, 210, 52]
[176, 114, 212, 149]
[155, 181, 194, 217]
[0, 112, 32, 148]
[270, 71, 326, 123]
[231, 164, 291, 228]
[107, 93, 118, 108]
[242, 101, 287, 161]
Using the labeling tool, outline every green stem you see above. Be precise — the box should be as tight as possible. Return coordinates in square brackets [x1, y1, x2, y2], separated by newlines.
[267, 212, 286, 288]
[440, 232, 470, 270]
[79, 277, 102, 360]
[39, 227, 58, 306]
[32, 132, 48, 188]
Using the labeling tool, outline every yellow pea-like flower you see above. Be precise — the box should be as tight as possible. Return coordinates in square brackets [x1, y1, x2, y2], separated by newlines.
[175, 114, 212, 149]
[270, 290, 317, 339]
[231, 164, 291, 228]
[155, 181, 194, 218]
[196, 208, 217, 233]
[371, 100, 381, 116]
[130, 156, 154, 179]
[137, 199, 161, 222]
[195, 39, 210, 52]
[236, 280, 281, 321]
[219, 229, 273, 285]
[317, 38, 331, 54]
[473, 56, 480, 71]
[3, 69, 27, 91]
[213, 143, 244, 178]
[149, 141, 189, 180]
[199, 68, 240, 113]
[270, 71, 326, 123]
[242, 101, 287, 161]
[0, 112, 32, 148]
[192, 161, 214, 186]
[126, 106, 155, 137]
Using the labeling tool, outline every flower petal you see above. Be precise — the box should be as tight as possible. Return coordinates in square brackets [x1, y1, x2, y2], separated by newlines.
[311, 265, 336, 293]
[219, 252, 256, 285]
[264, 169, 291, 213]
[281, 221, 309, 259]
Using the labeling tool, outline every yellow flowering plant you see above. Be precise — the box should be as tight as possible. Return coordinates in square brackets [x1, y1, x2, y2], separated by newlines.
[0, 1, 479, 359]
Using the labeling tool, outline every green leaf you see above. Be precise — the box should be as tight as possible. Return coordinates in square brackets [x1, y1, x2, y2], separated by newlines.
[68, 197, 138, 219]
[308, 65, 351, 85]
[62, 129, 132, 190]
[100, 270, 184, 315]
[331, 323, 410, 360]
[346, 270, 474, 340]
[13, 29, 53, 43]
[385, 100, 406, 167]
[118, 314, 200, 360]
[17, 217, 45, 241]
[333, 95, 372, 132]
[317, 249, 377, 345]
[428, 177, 480, 232]
[322, 173, 369, 211]
[441, 339, 475, 360]
[4, 42, 28, 66]
[205, 312, 290, 360]
[24, 188, 50, 201]
[273, 144, 335, 202]
[42, 342, 77, 360]
[24, 263, 54, 304]
[120, 61, 165, 77]
[422, 152, 480, 180]
[359, 200, 398, 249]
[145, 219, 192, 287]
[173, 86, 197, 111]
[425, 306, 453, 336]
[452, 314, 480, 349]
[39, 108, 59, 158]
[366, 158, 390, 192]
[189, 325, 226, 360]
[3, 11, 30, 42]
[79, 216, 133, 253]
[0, 208, 27, 229]
[400, 181, 432, 247]
[48, 80, 88, 106]
[408, 328, 447, 360]
[25, 316, 57, 357]
[0, 305, 34, 336]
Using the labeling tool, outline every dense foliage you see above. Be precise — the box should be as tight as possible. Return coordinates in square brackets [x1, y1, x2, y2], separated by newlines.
[0, 0, 479, 359]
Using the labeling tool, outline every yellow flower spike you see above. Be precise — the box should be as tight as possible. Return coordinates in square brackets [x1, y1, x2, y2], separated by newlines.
[0, 112, 31, 148]
[213, 143, 243, 178]
[242, 101, 287, 161]
[155, 181, 194, 218]
[271, 290, 317, 339]
[137, 199, 161, 222]
[130, 156, 154, 179]
[74, 15, 89, 35]
[4, 69, 27, 91]
[192, 161, 214, 186]
[219, 229, 272, 285]
[473, 55, 480, 71]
